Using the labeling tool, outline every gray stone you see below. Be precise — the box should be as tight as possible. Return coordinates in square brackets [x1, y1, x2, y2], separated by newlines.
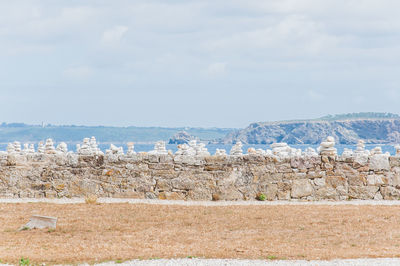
[291, 179, 313, 198]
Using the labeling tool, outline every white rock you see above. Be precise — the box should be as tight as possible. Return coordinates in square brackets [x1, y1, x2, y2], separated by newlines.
[56, 142, 68, 153]
[318, 136, 337, 156]
[6, 143, 15, 154]
[303, 147, 318, 157]
[230, 142, 243, 156]
[78, 138, 92, 155]
[106, 144, 124, 155]
[44, 139, 56, 154]
[215, 149, 227, 156]
[371, 146, 383, 155]
[37, 141, 45, 154]
[149, 141, 168, 155]
[127, 142, 136, 156]
[395, 145, 400, 157]
[13, 141, 21, 153]
[369, 154, 390, 171]
[341, 148, 353, 159]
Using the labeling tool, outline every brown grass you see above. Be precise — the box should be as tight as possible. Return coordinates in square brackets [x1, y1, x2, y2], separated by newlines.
[1, 203, 400, 264]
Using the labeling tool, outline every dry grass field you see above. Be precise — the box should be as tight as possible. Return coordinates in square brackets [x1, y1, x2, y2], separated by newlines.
[1, 203, 400, 264]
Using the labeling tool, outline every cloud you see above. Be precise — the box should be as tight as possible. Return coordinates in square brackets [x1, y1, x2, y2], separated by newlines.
[307, 90, 325, 101]
[63, 66, 93, 79]
[101, 25, 129, 45]
[206, 62, 227, 76]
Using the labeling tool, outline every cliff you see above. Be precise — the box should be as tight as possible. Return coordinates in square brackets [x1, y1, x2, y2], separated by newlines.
[221, 118, 400, 144]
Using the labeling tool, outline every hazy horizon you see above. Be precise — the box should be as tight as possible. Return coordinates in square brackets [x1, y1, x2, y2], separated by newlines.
[1, 1, 400, 127]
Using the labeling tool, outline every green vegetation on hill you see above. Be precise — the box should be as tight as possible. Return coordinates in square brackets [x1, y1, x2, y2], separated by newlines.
[318, 112, 399, 121]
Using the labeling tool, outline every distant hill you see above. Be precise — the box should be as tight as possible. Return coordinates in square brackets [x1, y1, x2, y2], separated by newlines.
[0, 124, 234, 144]
[219, 112, 400, 144]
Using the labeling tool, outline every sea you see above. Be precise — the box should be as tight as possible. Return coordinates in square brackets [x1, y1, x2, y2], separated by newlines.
[0, 143, 397, 156]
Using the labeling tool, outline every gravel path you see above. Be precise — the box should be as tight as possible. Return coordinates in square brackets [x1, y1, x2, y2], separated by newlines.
[91, 258, 400, 266]
[1, 198, 400, 206]
[3, 258, 400, 266]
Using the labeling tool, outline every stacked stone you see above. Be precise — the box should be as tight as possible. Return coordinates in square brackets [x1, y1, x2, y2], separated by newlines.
[341, 148, 353, 159]
[6, 143, 15, 154]
[126, 142, 136, 156]
[318, 136, 337, 156]
[230, 141, 243, 156]
[354, 140, 369, 156]
[371, 146, 383, 155]
[23, 143, 35, 154]
[247, 147, 266, 156]
[303, 147, 318, 157]
[44, 139, 56, 154]
[106, 144, 124, 155]
[192, 142, 210, 156]
[13, 141, 22, 153]
[56, 142, 68, 153]
[271, 143, 301, 158]
[149, 141, 168, 155]
[215, 149, 227, 156]
[37, 141, 45, 153]
[78, 138, 92, 155]
[395, 145, 400, 157]
[90, 137, 103, 155]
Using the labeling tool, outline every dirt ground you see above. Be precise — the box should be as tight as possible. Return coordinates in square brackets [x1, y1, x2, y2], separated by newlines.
[1, 203, 400, 264]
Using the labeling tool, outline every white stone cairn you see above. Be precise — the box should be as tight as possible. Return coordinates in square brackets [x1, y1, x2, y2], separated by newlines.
[22, 143, 35, 154]
[175, 140, 210, 156]
[353, 139, 369, 165]
[215, 149, 227, 156]
[56, 142, 68, 153]
[318, 136, 337, 156]
[370, 146, 389, 156]
[341, 148, 354, 159]
[191, 141, 210, 156]
[127, 142, 136, 156]
[149, 141, 168, 155]
[106, 144, 124, 155]
[37, 141, 45, 154]
[247, 147, 256, 155]
[44, 139, 56, 154]
[395, 145, 400, 157]
[7, 143, 15, 154]
[78, 138, 91, 155]
[271, 143, 301, 158]
[230, 141, 243, 156]
[13, 141, 21, 153]
[303, 147, 318, 157]
[247, 147, 267, 156]
[90, 136, 103, 155]
[354, 140, 370, 156]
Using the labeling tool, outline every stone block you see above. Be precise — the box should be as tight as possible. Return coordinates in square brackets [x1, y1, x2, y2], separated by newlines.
[380, 186, 400, 200]
[369, 154, 390, 171]
[21, 215, 57, 230]
[291, 179, 313, 198]
[348, 186, 379, 200]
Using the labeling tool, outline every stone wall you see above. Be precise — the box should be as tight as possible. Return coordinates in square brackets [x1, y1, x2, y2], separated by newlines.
[1, 151, 400, 201]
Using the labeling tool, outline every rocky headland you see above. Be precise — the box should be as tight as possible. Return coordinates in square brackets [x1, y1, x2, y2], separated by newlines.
[220, 113, 400, 144]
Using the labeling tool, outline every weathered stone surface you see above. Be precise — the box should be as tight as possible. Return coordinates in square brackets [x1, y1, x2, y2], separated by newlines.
[348, 186, 379, 200]
[369, 154, 390, 171]
[291, 179, 313, 198]
[2, 149, 400, 201]
[380, 187, 400, 200]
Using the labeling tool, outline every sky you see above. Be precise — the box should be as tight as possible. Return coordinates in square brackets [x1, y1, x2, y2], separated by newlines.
[1, 0, 400, 128]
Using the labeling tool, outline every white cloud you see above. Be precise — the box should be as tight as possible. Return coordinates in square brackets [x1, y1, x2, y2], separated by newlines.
[101, 25, 129, 45]
[63, 66, 93, 79]
[206, 62, 227, 76]
[307, 90, 325, 101]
